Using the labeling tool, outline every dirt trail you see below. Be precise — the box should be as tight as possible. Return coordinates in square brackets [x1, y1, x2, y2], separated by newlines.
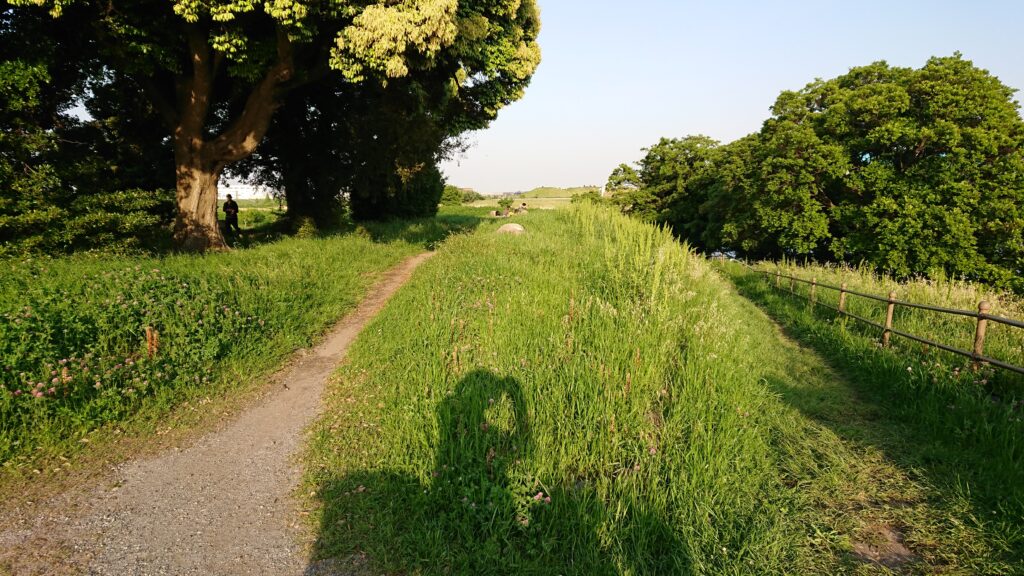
[0, 252, 434, 576]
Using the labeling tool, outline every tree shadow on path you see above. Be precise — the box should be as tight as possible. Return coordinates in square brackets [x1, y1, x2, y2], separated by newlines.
[306, 369, 683, 575]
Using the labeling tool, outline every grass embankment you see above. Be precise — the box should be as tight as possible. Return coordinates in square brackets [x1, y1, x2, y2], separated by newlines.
[469, 197, 573, 210]
[519, 186, 600, 199]
[303, 205, 1017, 574]
[0, 211, 482, 470]
[722, 260, 1024, 572]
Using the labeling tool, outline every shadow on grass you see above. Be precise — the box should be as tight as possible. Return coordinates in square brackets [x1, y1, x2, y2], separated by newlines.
[354, 210, 486, 249]
[221, 209, 486, 251]
[726, 267, 1024, 565]
[306, 369, 682, 575]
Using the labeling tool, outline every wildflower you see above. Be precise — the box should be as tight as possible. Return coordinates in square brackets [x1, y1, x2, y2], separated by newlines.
[544, 496, 551, 504]
[906, 366, 912, 372]
[533, 491, 544, 501]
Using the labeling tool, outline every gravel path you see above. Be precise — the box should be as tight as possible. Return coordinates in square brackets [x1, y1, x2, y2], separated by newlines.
[0, 252, 434, 576]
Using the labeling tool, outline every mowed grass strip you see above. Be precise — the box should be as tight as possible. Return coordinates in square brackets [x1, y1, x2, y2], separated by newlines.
[304, 205, 1011, 574]
[0, 212, 481, 468]
[724, 261, 1024, 573]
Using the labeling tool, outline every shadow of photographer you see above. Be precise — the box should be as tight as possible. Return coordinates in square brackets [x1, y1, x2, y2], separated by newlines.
[307, 369, 683, 575]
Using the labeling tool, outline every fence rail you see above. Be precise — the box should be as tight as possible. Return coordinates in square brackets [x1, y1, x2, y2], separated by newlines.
[755, 268, 1024, 377]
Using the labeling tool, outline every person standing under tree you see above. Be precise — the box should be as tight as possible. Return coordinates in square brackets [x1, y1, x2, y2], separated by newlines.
[222, 194, 240, 235]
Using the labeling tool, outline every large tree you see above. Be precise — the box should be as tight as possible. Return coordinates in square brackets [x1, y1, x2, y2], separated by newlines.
[611, 55, 1024, 291]
[10, 0, 540, 250]
[0, 6, 176, 254]
[233, 0, 541, 225]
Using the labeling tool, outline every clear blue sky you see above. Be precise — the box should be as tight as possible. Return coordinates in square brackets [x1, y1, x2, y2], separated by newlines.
[440, 0, 1024, 194]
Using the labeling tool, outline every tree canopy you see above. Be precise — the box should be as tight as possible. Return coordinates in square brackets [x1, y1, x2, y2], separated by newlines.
[4, 0, 541, 250]
[610, 55, 1024, 292]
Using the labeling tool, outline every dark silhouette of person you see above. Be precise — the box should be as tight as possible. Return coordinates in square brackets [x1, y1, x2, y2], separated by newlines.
[308, 370, 681, 575]
[222, 194, 240, 235]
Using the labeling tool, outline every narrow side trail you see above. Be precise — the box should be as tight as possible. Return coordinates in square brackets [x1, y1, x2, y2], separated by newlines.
[1, 252, 434, 576]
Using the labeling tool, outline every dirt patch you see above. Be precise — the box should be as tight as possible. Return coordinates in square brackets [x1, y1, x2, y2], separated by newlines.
[0, 252, 434, 576]
[852, 523, 917, 570]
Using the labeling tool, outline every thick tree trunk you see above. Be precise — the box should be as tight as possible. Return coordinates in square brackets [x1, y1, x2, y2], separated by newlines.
[173, 143, 227, 251]
[164, 25, 294, 252]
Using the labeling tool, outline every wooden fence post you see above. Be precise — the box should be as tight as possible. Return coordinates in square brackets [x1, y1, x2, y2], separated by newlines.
[775, 270, 781, 288]
[973, 300, 991, 370]
[883, 291, 896, 347]
[810, 278, 817, 305]
[790, 276, 795, 292]
[838, 283, 848, 313]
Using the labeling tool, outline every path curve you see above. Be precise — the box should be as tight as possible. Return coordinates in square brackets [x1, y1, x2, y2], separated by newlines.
[4, 252, 434, 576]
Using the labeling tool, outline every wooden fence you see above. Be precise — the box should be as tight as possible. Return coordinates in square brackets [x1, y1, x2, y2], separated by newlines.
[755, 268, 1024, 376]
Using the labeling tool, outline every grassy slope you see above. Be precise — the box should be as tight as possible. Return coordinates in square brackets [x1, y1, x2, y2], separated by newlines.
[302, 205, 1017, 574]
[758, 261, 1024, 379]
[519, 186, 600, 199]
[723, 261, 1024, 573]
[0, 210, 483, 470]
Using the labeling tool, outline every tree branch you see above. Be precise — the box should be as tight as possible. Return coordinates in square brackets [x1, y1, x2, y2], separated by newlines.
[179, 23, 214, 137]
[207, 27, 294, 163]
[139, 76, 179, 131]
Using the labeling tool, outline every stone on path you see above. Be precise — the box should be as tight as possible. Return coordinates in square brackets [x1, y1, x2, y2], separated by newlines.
[497, 223, 525, 235]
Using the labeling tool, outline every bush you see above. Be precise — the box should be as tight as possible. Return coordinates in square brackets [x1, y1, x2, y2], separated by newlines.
[0, 188, 175, 256]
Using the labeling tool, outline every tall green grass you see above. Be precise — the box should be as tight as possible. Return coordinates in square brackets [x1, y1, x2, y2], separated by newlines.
[0, 212, 481, 466]
[303, 205, 1020, 574]
[758, 260, 1024, 382]
[724, 260, 1024, 572]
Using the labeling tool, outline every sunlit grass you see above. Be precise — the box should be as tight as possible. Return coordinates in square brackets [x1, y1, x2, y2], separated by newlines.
[0, 210, 481, 467]
[748, 260, 1024, 393]
[723, 260, 1024, 573]
[303, 205, 1022, 574]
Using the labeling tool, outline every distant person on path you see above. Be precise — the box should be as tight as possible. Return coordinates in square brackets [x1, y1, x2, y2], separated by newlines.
[223, 194, 240, 235]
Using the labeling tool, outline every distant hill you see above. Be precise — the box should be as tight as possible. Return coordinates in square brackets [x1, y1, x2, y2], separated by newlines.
[517, 186, 600, 199]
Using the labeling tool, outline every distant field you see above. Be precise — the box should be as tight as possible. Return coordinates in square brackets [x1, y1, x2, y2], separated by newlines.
[218, 197, 283, 210]
[468, 196, 573, 210]
[518, 185, 599, 198]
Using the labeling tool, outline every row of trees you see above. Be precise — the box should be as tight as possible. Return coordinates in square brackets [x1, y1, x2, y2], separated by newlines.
[440, 185, 484, 205]
[608, 55, 1024, 292]
[2, 0, 541, 252]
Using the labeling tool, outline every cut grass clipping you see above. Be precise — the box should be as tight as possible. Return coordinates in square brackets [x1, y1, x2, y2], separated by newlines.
[304, 204, 1021, 574]
[0, 212, 482, 467]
